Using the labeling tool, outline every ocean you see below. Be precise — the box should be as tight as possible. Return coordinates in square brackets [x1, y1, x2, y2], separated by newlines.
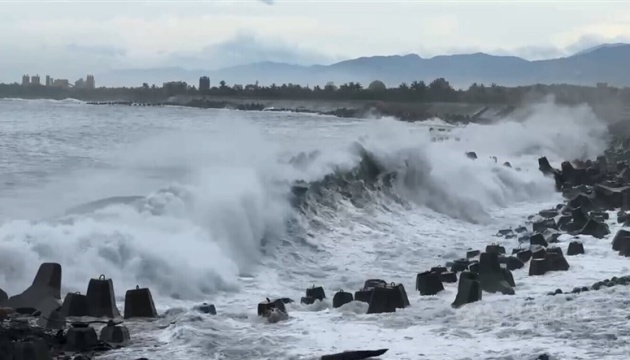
[0, 98, 627, 359]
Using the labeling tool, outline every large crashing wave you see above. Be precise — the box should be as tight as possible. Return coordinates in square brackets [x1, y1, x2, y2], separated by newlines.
[0, 100, 609, 300]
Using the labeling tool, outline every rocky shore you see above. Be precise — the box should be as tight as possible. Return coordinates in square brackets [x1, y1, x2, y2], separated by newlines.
[3, 135, 630, 359]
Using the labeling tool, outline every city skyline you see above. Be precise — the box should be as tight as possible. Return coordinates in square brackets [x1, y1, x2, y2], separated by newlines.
[1, 1, 630, 83]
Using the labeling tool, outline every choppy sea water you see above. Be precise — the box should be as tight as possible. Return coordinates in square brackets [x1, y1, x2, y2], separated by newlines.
[0, 98, 626, 360]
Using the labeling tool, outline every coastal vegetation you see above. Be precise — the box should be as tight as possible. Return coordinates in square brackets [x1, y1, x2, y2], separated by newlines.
[0, 78, 625, 106]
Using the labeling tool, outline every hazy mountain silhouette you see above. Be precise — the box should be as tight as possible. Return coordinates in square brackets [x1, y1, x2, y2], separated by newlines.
[100, 43, 630, 88]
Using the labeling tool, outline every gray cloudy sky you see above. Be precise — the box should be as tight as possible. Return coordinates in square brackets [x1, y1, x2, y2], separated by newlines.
[1, 0, 630, 82]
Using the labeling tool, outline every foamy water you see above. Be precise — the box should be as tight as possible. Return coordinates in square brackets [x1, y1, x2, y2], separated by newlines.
[0, 98, 624, 359]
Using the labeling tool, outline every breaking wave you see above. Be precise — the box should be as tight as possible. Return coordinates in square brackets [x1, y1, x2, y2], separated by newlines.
[0, 100, 609, 301]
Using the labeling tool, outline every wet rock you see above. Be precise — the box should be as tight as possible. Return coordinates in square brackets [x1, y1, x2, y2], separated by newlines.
[466, 151, 477, 160]
[416, 271, 444, 296]
[503, 161, 512, 168]
[567, 241, 585, 255]
[332, 290, 353, 308]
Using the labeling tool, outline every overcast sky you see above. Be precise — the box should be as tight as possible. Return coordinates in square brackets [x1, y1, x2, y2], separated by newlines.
[1, 0, 630, 83]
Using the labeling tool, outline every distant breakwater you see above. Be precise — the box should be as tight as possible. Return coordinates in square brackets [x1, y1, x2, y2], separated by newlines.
[79, 96, 516, 124]
[83, 96, 513, 124]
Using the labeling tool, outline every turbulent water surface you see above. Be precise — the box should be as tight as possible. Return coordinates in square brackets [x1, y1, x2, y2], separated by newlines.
[1, 98, 626, 359]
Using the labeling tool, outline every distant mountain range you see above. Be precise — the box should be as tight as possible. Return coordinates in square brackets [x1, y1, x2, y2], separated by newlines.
[99, 43, 630, 88]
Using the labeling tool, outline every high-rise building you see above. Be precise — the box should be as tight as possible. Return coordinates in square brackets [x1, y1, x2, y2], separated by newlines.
[31, 75, 41, 86]
[199, 76, 210, 92]
[52, 79, 69, 88]
[86, 75, 95, 89]
[75, 78, 85, 88]
[45, 75, 52, 86]
[21, 75, 30, 86]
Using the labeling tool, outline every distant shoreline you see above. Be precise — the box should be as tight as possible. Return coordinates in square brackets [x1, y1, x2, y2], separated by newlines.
[1, 79, 627, 124]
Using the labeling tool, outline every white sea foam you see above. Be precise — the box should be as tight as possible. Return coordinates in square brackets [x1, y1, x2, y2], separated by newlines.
[0, 99, 624, 359]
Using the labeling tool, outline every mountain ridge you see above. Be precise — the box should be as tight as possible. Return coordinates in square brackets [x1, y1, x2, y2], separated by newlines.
[99, 43, 630, 88]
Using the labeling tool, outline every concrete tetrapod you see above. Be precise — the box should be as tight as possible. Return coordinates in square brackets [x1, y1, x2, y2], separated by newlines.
[478, 252, 515, 295]
[452, 271, 482, 308]
[124, 286, 157, 319]
[3, 263, 62, 314]
[86, 274, 121, 318]
[415, 271, 444, 296]
[332, 290, 353, 308]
